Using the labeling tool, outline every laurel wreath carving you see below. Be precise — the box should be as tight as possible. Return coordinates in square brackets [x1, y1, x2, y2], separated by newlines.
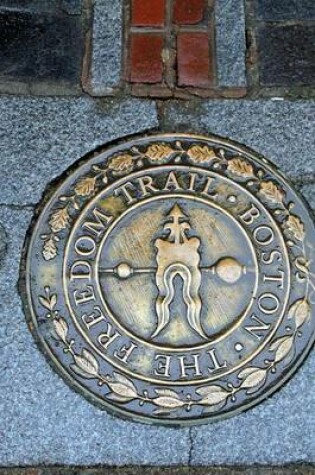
[38, 284, 311, 416]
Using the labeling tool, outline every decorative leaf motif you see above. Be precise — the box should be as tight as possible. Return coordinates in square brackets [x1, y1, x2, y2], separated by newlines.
[53, 317, 68, 342]
[270, 335, 294, 363]
[82, 349, 99, 371]
[187, 145, 217, 164]
[107, 373, 138, 401]
[259, 181, 285, 205]
[71, 364, 97, 380]
[73, 350, 100, 378]
[145, 144, 174, 163]
[108, 154, 134, 174]
[106, 392, 136, 403]
[42, 237, 57, 260]
[50, 293, 57, 309]
[39, 292, 56, 311]
[74, 177, 96, 197]
[284, 215, 305, 241]
[227, 158, 255, 179]
[238, 367, 267, 394]
[155, 388, 181, 399]
[153, 389, 185, 409]
[196, 385, 230, 406]
[112, 373, 138, 392]
[288, 299, 310, 329]
[49, 207, 70, 233]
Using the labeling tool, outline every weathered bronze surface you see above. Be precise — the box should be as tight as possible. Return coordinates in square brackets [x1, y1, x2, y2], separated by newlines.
[22, 133, 315, 425]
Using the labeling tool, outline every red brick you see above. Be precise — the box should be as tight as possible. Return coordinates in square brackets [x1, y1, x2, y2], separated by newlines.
[129, 33, 164, 83]
[131, 0, 166, 26]
[177, 32, 213, 88]
[173, 0, 205, 25]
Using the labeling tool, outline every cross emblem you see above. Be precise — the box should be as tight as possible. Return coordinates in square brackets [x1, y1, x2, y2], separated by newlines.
[99, 204, 246, 340]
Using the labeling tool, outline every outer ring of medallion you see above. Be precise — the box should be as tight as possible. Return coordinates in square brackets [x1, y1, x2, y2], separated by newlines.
[21, 133, 315, 426]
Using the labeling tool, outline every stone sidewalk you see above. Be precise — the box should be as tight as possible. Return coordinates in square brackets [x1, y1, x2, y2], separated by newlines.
[0, 469, 315, 475]
[0, 96, 314, 467]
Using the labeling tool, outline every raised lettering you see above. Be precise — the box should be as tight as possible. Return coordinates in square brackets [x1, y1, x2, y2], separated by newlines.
[262, 250, 282, 265]
[82, 207, 114, 238]
[114, 342, 137, 364]
[163, 171, 182, 191]
[201, 176, 216, 197]
[263, 270, 284, 289]
[258, 292, 280, 315]
[75, 236, 96, 257]
[240, 204, 260, 225]
[207, 348, 227, 373]
[114, 182, 136, 204]
[154, 354, 171, 378]
[137, 175, 159, 197]
[74, 285, 96, 305]
[245, 314, 271, 340]
[188, 172, 198, 191]
[70, 260, 92, 281]
[98, 323, 121, 350]
[81, 305, 106, 329]
[253, 225, 274, 246]
[179, 354, 202, 378]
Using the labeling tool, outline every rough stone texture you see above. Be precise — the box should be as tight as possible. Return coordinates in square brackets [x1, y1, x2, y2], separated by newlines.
[163, 99, 315, 180]
[0, 1, 82, 15]
[215, 0, 246, 87]
[256, 0, 315, 20]
[1, 469, 315, 475]
[0, 10, 83, 95]
[257, 24, 315, 87]
[88, 0, 122, 95]
[0, 222, 7, 268]
[0, 204, 190, 466]
[190, 352, 315, 464]
[301, 183, 315, 211]
[0, 96, 158, 206]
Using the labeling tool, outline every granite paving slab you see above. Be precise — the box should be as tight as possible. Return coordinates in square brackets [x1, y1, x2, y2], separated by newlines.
[162, 99, 315, 181]
[0, 96, 158, 206]
[215, 0, 246, 87]
[88, 0, 123, 95]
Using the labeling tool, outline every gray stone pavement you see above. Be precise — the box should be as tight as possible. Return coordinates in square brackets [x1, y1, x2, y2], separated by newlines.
[215, 0, 246, 87]
[88, 0, 123, 95]
[0, 96, 314, 466]
[162, 99, 315, 181]
[0, 96, 158, 206]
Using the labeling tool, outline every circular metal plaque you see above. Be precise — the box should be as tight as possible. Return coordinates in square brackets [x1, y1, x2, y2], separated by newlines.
[22, 133, 315, 425]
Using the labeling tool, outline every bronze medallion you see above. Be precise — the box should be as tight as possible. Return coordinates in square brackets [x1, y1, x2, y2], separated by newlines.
[21, 133, 315, 425]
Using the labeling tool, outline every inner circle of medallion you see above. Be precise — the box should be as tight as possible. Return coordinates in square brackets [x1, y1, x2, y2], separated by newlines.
[95, 194, 259, 349]
[63, 165, 291, 384]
